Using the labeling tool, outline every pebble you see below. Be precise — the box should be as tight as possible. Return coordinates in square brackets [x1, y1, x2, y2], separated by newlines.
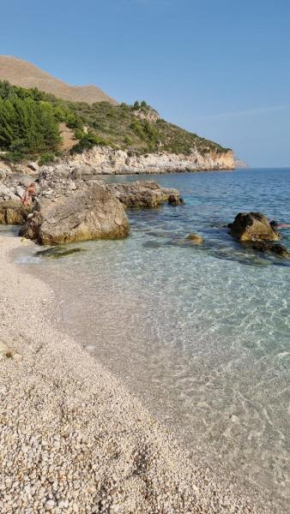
[0, 236, 273, 514]
[44, 499, 55, 510]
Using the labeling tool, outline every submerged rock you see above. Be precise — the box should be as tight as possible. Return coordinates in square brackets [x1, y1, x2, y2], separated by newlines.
[250, 241, 289, 258]
[20, 185, 130, 245]
[168, 195, 184, 206]
[229, 212, 280, 242]
[0, 201, 32, 225]
[186, 233, 203, 244]
[35, 247, 86, 259]
[106, 181, 181, 209]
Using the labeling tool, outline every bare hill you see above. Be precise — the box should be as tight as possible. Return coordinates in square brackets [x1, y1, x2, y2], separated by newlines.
[0, 55, 117, 105]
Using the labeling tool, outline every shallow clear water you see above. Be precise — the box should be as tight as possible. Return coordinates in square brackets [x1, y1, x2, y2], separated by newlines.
[17, 168, 290, 509]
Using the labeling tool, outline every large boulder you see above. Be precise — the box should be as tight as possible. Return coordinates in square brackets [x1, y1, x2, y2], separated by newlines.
[229, 212, 280, 242]
[0, 201, 32, 225]
[20, 185, 130, 245]
[107, 181, 182, 209]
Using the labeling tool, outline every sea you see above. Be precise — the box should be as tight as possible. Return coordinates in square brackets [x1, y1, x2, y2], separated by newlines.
[14, 168, 290, 510]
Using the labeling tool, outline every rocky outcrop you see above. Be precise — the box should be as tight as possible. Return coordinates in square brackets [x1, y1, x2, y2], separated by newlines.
[229, 212, 280, 242]
[186, 233, 203, 244]
[20, 185, 130, 245]
[68, 146, 235, 174]
[38, 168, 183, 209]
[1, 145, 235, 177]
[132, 107, 160, 123]
[0, 163, 12, 181]
[0, 167, 184, 228]
[0, 201, 32, 225]
[0, 176, 37, 224]
[106, 181, 182, 209]
[234, 158, 249, 169]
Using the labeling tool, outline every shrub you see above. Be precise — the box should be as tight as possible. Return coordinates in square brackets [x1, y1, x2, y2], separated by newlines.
[124, 135, 133, 146]
[71, 131, 109, 154]
[39, 152, 55, 166]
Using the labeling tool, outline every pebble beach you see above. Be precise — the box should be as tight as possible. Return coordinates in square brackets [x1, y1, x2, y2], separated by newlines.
[0, 234, 276, 514]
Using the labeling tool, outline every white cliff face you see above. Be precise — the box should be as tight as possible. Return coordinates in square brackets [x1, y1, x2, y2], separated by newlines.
[68, 146, 234, 175]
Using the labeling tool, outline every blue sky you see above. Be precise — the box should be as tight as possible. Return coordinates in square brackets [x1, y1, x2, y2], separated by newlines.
[1, 0, 289, 166]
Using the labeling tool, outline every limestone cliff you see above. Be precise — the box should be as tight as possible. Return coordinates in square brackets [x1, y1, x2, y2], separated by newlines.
[68, 146, 234, 174]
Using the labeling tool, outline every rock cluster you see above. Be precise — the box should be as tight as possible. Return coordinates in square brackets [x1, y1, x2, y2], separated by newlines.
[229, 212, 280, 242]
[229, 212, 289, 258]
[20, 185, 130, 245]
[38, 164, 103, 201]
[1, 165, 289, 259]
[106, 181, 182, 209]
[0, 174, 38, 225]
[0, 202, 32, 225]
[1, 165, 185, 246]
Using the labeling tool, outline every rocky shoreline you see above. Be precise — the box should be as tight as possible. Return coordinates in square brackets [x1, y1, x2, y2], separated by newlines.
[1, 163, 289, 259]
[0, 144, 234, 179]
[0, 235, 276, 513]
[67, 147, 235, 175]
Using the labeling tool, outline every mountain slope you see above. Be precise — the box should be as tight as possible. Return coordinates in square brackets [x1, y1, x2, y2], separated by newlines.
[0, 78, 234, 170]
[0, 56, 117, 105]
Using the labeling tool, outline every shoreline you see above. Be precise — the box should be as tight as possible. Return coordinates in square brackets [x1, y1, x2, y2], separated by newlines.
[0, 234, 275, 513]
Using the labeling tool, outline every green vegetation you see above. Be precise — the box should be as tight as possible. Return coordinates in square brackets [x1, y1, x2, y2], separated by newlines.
[0, 82, 61, 161]
[0, 81, 229, 162]
[0, 81, 81, 161]
[39, 152, 56, 166]
[64, 100, 229, 156]
[71, 130, 109, 154]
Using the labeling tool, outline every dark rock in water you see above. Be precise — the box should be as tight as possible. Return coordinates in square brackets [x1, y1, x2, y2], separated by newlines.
[35, 247, 85, 259]
[0, 201, 32, 225]
[107, 181, 181, 209]
[20, 185, 130, 245]
[186, 233, 203, 244]
[168, 195, 184, 206]
[229, 212, 280, 242]
[143, 240, 163, 248]
[250, 241, 289, 257]
[212, 222, 229, 228]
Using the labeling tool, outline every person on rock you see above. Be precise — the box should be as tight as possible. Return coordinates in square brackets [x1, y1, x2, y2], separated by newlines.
[22, 182, 36, 206]
[270, 220, 290, 230]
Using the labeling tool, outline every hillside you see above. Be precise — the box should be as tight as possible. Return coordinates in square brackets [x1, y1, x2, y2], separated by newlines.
[0, 56, 117, 105]
[0, 79, 233, 171]
[68, 100, 229, 156]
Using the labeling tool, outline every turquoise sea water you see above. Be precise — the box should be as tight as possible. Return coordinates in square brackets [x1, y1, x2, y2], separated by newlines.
[17, 168, 290, 510]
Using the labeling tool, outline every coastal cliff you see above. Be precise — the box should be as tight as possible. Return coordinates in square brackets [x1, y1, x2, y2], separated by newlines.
[0, 78, 235, 171]
[68, 146, 235, 174]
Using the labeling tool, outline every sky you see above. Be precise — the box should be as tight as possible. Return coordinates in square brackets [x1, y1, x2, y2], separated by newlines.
[1, 0, 290, 167]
